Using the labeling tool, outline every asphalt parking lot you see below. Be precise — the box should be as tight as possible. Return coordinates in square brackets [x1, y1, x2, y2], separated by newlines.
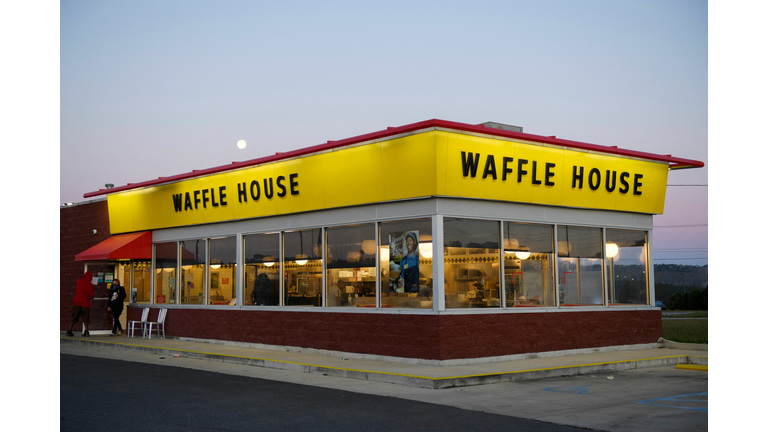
[61, 344, 707, 431]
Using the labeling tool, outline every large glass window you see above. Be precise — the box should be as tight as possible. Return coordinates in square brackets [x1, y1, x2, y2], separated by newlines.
[557, 226, 604, 305]
[180, 239, 206, 304]
[244, 233, 280, 306]
[606, 229, 648, 305]
[379, 219, 433, 309]
[326, 224, 376, 307]
[209, 237, 237, 306]
[121, 261, 151, 304]
[283, 229, 323, 306]
[503, 222, 554, 307]
[154, 242, 177, 304]
[444, 218, 501, 309]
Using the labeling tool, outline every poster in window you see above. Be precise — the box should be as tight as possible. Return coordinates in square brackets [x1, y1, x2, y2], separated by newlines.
[389, 230, 419, 294]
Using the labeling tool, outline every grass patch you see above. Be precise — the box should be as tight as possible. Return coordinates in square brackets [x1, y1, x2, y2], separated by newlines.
[662, 319, 708, 344]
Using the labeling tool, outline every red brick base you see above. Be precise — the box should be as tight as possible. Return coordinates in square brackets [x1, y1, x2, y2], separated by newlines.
[127, 307, 661, 361]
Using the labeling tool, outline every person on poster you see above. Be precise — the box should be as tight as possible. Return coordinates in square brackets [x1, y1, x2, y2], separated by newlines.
[66, 271, 94, 337]
[107, 278, 127, 336]
[398, 232, 420, 293]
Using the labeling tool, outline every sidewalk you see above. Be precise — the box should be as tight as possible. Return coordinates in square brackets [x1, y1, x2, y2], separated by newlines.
[60, 333, 707, 389]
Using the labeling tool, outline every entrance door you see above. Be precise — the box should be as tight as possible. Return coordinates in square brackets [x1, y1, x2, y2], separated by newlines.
[83, 263, 118, 333]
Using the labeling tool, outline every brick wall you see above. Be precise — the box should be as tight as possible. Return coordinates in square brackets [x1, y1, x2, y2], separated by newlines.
[60, 200, 112, 330]
[126, 307, 661, 360]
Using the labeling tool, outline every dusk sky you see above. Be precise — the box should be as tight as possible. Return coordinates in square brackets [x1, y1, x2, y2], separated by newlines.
[56, 0, 708, 265]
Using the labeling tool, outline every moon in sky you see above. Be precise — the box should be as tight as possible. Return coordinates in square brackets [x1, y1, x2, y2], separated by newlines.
[237, 140, 247, 149]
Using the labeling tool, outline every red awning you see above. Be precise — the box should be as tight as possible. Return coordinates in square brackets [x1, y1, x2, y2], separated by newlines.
[75, 231, 152, 261]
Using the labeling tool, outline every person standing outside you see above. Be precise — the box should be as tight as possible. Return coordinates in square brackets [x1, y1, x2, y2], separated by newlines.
[66, 271, 94, 337]
[108, 278, 127, 336]
[398, 232, 421, 294]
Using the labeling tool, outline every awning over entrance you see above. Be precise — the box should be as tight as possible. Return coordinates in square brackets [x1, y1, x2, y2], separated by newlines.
[75, 231, 152, 261]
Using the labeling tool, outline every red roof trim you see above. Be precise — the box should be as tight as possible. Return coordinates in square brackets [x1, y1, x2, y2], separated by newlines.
[83, 119, 704, 198]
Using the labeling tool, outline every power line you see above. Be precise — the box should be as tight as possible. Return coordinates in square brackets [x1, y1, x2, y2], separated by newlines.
[667, 184, 708, 186]
[654, 224, 707, 228]
[653, 258, 709, 261]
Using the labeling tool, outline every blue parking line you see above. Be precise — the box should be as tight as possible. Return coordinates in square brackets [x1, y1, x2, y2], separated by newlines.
[543, 386, 591, 394]
[635, 391, 708, 412]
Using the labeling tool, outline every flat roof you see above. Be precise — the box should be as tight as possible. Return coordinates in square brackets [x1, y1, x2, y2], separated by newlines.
[84, 119, 704, 199]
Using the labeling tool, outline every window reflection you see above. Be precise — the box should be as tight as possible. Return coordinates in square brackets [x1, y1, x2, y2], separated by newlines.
[154, 242, 177, 304]
[326, 224, 376, 307]
[244, 233, 280, 306]
[557, 226, 604, 305]
[379, 219, 433, 309]
[503, 222, 554, 307]
[209, 237, 237, 306]
[122, 261, 151, 304]
[180, 239, 206, 304]
[444, 219, 500, 309]
[606, 229, 648, 305]
[283, 229, 322, 307]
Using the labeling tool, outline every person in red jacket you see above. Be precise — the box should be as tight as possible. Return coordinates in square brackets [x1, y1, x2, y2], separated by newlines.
[66, 271, 95, 337]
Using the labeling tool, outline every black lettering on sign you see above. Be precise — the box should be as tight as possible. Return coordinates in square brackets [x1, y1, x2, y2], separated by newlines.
[517, 159, 528, 183]
[483, 155, 497, 180]
[619, 172, 630, 194]
[264, 178, 274, 199]
[250, 180, 260, 201]
[194, 190, 201, 209]
[237, 182, 247, 203]
[185, 192, 193, 210]
[290, 173, 300, 195]
[545, 163, 556, 186]
[461, 151, 481, 177]
[210, 188, 219, 207]
[572, 166, 584, 189]
[219, 186, 227, 206]
[531, 161, 541, 185]
[276, 176, 287, 197]
[588, 168, 601, 191]
[605, 170, 617, 192]
[172, 194, 183, 212]
[502, 157, 514, 181]
[633, 174, 643, 195]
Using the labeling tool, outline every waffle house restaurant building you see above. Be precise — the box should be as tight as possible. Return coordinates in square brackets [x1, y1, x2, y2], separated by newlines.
[64, 119, 703, 361]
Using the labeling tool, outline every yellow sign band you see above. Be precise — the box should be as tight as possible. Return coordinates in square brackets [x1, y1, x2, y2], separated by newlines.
[108, 131, 668, 234]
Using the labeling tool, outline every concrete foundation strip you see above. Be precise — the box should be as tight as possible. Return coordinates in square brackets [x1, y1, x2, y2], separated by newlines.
[61, 337, 708, 389]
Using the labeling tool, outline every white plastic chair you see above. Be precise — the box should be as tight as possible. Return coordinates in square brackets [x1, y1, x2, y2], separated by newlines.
[144, 309, 167, 340]
[128, 307, 149, 338]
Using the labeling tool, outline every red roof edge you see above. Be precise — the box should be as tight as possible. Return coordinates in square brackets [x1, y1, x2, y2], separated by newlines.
[83, 119, 704, 198]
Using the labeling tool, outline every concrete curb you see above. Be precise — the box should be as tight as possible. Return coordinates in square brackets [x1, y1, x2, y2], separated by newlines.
[659, 338, 708, 351]
[61, 337, 708, 389]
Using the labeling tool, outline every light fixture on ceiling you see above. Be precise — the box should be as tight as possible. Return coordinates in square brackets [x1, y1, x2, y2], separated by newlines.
[419, 242, 433, 259]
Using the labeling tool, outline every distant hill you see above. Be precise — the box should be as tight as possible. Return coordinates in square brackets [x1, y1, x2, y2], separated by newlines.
[653, 264, 707, 306]
[654, 264, 708, 288]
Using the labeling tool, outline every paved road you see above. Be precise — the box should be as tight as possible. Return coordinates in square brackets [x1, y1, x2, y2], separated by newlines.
[61, 354, 589, 432]
[60, 344, 708, 431]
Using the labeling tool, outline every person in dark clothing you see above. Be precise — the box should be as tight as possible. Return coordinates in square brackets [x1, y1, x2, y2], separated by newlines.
[398, 232, 421, 293]
[107, 278, 127, 336]
[251, 272, 273, 306]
